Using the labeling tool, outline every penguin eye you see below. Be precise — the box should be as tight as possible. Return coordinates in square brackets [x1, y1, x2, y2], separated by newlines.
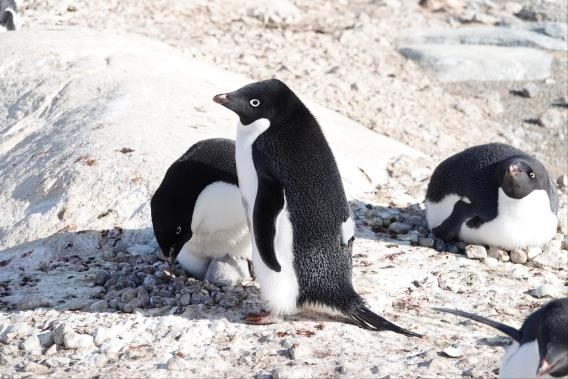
[175, 226, 182, 235]
[249, 99, 260, 107]
[529, 172, 535, 179]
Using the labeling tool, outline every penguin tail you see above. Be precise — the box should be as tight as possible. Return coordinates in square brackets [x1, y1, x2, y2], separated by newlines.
[433, 307, 521, 342]
[345, 300, 423, 338]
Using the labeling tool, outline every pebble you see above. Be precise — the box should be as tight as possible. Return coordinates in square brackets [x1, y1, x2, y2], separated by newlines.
[63, 331, 96, 350]
[510, 249, 528, 264]
[388, 222, 412, 234]
[37, 331, 54, 348]
[538, 108, 567, 129]
[20, 335, 42, 355]
[442, 346, 464, 358]
[397, 231, 419, 244]
[94, 270, 111, 286]
[533, 242, 567, 270]
[219, 295, 239, 308]
[487, 246, 509, 262]
[179, 293, 192, 306]
[531, 284, 557, 298]
[418, 237, 435, 248]
[43, 356, 71, 368]
[526, 247, 543, 260]
[44, 344, 58, 356]
[88, 300, 108, 312]
[465, 245, 487, 260]
[23, 361, 49, 374]
[53, 323, 73, 345]
[166, 355, 191, 371]
[483, 257, 499, 267]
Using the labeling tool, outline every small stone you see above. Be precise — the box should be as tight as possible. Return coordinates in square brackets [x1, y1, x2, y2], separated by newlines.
[532, 245, 567, 270]
[465, 245, 487, 259]
[179, 293, 192, 306]
[120, 287, 138, 303]
[43, 356, 71, 368]
[20, 335, 42, 354]
[488, 246, 509, 262]
[406, 215, 423, 227]
[53, 323, 73, 345]
[557, 175, 568, 189]
[526, 247, 543, 260]
[538, 108, 567, 129]
[483, 257, 499, 267]
[23, 361, 49, 374]
[219, 295, 239, 308]
[94, 270, 111, 286]
[418, 237, 435, 248]
[388, 222, 412, 234]
[63, 331, 95, 350]
[510, 248, 528, 264]
[531, 284, 557, 298]
[44, 344, 58, 356]
[289, 343, 311, 361]
[166, 355, 190, 371]
[87, 300, 108, 312]
[442, 346, 464, 358]
[37, 331, 54, 348]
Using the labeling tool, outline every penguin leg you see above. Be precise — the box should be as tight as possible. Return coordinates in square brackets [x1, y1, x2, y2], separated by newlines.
[244, 310, 282, 325]
[432, 200, 475, 242]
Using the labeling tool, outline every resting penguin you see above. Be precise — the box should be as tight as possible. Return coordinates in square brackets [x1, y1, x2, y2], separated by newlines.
[151, 138, 251, 282]
[213, 79, 421, 337]
[435, 297, 568, 378]
[425, 143, 558, 250]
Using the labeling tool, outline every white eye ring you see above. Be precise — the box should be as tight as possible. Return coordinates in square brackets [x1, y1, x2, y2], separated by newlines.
[175, 226, 182, 235]
[250, 99, 260, 107]
[529, 172, 535, 179]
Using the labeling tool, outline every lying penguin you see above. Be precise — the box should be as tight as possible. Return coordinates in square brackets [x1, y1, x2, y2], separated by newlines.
[435, 298, 568, 378]
[425, 143, 558, 250]
[151, 138, 251, 284]
[213, 79, 421, 337]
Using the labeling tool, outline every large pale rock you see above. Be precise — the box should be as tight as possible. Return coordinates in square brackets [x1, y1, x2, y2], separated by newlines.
[0, 28, 420, 251]
[400, 27, 567, 51]
[399, 44, 552, 82]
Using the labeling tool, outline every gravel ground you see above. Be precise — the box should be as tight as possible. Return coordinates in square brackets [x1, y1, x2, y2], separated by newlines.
[1, 0, 567, 378]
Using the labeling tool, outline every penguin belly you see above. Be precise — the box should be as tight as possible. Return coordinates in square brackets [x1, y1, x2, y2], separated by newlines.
[236, 119, 300, 316]
[425, 194, 471, 230]
[499, 341, 542, 379]
[176, 181, 251, 278]
[459, 189, 557, 250]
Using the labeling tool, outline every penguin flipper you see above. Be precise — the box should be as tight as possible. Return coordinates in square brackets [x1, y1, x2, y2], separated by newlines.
[434, 307, 521, 342]
[253, 173, 284, 272]
[432, 200, 475, 241]
[346, 301, 422, 338]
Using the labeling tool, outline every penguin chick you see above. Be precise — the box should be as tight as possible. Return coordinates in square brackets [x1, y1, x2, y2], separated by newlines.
[151, 138, 251, 281]
[435, 297, 568, 378]
[213, 79, 421, 337]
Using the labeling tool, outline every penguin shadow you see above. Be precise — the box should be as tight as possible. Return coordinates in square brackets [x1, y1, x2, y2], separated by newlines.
[0, 227, 260, 325]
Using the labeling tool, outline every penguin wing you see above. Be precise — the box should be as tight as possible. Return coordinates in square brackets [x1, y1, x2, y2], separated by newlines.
[434, 307, 521, 342]
[253, 172, 284, 272]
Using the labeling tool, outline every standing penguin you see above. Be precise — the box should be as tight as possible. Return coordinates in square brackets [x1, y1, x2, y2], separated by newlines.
[425, 143, 558, 250]
[435, 298, 568, 378]
[213, 79, 420, 337]
[151, 138, 251, 282]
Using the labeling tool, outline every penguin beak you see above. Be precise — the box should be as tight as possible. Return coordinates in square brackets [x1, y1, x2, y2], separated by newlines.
[508, 164, 521, 177]
[213, 93, 230, 105]
[537, 358, 554, 377]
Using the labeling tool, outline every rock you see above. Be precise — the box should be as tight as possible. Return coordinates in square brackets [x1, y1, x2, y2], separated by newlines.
[23, 361, 49, 374]
[63, 331, 96, 350]
[483, 257, 499, 267]
[94, 270, 111, 286]
[20, 335, 42, 354]
[558, 175, 568, 189]
[166, 355, 191, 371]
[179, 293, 192, 306]
[488, 246, 509, 262]
[524, 22, 568, 41]
[531, 284, 557, 298]
[43, 356, 71, 368]
[510, 249, 528, 264]
[88, 300, 108, 312]
[44, 344, 58, 356]
[400, 27, 567, 51]
[465, 245, 487, 260]
[388, 222, 412, 234]
[532, 245, 567, 270]
[53, 323, 73, 345]
[205, 256, 251, 286]
[442, 346, 464, 358]
[398, 45, 552, 82]
[397, 232, 420, 244]
[538, 108, 568, 129]
[37, 331, 54, 348]
[526, 247, 543, 260]
[418, 237, 435, 248]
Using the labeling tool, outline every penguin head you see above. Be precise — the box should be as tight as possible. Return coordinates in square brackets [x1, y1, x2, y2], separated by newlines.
[498, 156, 549, 199]
[150, 186, 193, 265]
[536, 299, 568, 377]
[213, 79, 300, 126]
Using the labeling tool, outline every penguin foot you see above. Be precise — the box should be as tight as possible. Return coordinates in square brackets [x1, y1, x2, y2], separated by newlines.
[244, 311, 281, 325]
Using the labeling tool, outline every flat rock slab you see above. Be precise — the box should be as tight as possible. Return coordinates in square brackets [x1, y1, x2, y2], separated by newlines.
[0, 27, 420, 250]
[398, 44, 552, 82]
[400, 26, 567, 51]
